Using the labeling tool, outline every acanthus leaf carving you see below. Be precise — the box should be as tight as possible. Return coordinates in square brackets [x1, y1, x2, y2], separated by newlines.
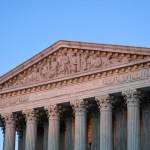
[22, 109, 37, 123]
[96, 94, 112, 110]
[45, 104, 61, 118]
[2, 113, 15, 127]
[70, 99, 88, 113]
[122, 89, 141, 104]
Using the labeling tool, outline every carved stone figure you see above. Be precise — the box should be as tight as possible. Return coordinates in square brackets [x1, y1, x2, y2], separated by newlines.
[41, 63, 49, 79]
[13, 74, 25, 86]
[69, 52, 78, 74]
[102, 55, 111, 66]
[80, 53, 88, 71]
[24, 67, 42, 83]
[57, 52, 70, 75]
[87, 55, 93, 70]
[90, 54, 102, 69]
[48, 57, 58, 77]
[86, 54, 102, 70]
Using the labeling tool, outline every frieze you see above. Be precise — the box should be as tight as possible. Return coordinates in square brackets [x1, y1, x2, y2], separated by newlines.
[1, 48, 135, 90]
[103, 68, 150, 86]
[0, 95, 28, 107]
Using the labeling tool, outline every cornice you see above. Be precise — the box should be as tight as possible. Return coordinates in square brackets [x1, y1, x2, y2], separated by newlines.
[0, 59, 150, 100]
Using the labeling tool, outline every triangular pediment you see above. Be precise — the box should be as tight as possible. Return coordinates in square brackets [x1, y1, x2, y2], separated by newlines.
[0, 40, 150, 93]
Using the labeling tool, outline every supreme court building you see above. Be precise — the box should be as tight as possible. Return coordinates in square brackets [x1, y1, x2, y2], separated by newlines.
[0, 40, 150, 150]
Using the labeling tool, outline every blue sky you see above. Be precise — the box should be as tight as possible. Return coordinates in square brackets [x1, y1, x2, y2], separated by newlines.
[0, 0, 150, 149]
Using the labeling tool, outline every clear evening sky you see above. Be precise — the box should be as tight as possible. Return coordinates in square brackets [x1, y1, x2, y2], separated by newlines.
[0, 0, 150, 149]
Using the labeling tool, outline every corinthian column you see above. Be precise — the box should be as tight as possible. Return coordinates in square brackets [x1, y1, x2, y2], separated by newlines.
[23, 109, 37, 150]
[45, 104, 60, 150]
[122, 89, 140, 150]
[71, 99, 87, 150]
[2, 113, 15, 150]
[96, 94, 112, 150]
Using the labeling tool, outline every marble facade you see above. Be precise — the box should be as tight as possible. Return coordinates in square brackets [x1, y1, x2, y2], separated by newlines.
[0, 40, 150, 150]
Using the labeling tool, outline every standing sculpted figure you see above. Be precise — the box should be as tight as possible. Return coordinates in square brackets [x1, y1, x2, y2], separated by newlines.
[69, 52, 78, 73]
[48, 57, 58, 77]
[80, 52, 88, 71]
[57, 52, 70, 75]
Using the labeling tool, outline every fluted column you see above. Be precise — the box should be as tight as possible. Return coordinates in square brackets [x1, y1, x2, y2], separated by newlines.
[71, 99, 87, 150]
[123, 89, 140, 150]
[23, 109, 37, 150]
[2, 113, 15, 150]
[45, 104, 60, 150]
[96, 94, 112, 150]
[90, 105, 100, 150]
[142, 103, 150, 150]
[43, 122, 48, 150]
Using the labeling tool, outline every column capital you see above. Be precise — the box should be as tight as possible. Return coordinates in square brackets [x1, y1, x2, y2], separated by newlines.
[96, 94, 112, 111]
[45, 104, 61, 119]
[22, 109, 37, 124]
[122, 89, 141, 106]
[70, 99, 87, 113]
[2, 113, 15, 127]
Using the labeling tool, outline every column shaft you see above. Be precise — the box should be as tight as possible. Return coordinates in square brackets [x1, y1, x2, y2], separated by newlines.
[100, 109, 112, 150]
[71, 99, 87, 150]
[127, 103, 140, 150]
[96, 95, 112, 150]
[3, 113, 15, 150]
[23, 109, 37, 150]
[123, 89, 140, 150]
[45, 105, 60, 150]
[74, 111, 87, 150]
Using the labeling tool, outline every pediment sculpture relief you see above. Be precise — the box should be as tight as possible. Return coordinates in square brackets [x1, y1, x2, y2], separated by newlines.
[1, 48, 139, 90]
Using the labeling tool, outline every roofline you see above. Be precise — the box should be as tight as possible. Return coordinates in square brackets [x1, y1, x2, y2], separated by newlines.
[0, 40, 150, 83]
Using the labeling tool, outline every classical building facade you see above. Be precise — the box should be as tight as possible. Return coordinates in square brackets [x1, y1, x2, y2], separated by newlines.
[0, 40, 150, 150]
